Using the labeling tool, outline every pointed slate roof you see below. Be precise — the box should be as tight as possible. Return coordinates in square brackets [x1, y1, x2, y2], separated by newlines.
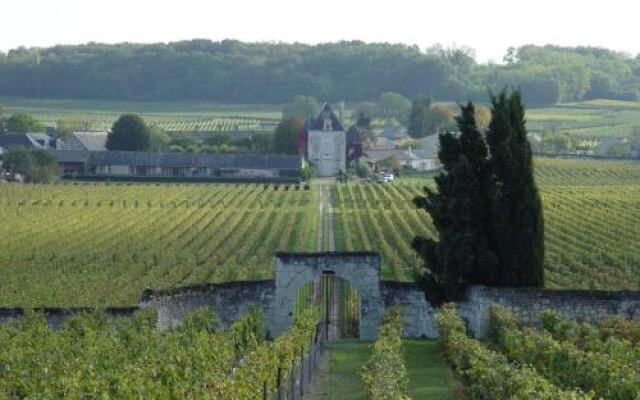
[306, 102, 344, 132]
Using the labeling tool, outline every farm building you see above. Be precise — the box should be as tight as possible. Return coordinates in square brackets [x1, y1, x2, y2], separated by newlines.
[0, 133, 53, 154]
[381, 125, 409, 141]
[57, 131, 108, 151]
[364, 148, 437, 172]
[368, 136, 396, 150]
[88, 151, 303, 178]
[51, 150, 90, 175]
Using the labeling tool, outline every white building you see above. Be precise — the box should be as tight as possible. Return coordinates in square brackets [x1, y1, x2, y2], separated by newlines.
[303, 103, 346, 177]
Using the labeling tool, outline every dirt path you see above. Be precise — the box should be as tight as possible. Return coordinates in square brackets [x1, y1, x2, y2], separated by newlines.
[316, 185, 335, 252]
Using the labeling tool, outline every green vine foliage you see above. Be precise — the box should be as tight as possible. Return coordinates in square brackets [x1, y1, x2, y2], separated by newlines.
[436, 304, 593, 400]
[209, 307, 321, 399]
[0, 306, 316, 399]
[489, 305, 640, 400]
[361, 306, 410, 400]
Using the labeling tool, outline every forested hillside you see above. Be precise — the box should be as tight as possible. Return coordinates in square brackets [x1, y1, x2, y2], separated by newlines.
[1, 40, 639, 104]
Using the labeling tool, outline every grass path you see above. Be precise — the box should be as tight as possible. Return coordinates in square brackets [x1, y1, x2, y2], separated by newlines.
[305, 340, 460, 400]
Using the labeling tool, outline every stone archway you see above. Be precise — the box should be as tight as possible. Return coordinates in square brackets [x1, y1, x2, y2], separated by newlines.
[273, 251, 383, 340]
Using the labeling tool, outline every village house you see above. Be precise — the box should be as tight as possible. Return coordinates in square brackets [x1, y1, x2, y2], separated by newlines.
[57, 131, 108, 152]
[364, 147, 437, 172]
[0, 133, 53, 154]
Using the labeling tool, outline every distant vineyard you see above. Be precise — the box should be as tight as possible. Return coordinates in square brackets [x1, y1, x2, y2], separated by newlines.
[0, 184, 318, 306]
[0, 159, 638, 307]
[332, 159, 640, 288]
[527, 101, 640, 138]
[155, 116, 278, 133]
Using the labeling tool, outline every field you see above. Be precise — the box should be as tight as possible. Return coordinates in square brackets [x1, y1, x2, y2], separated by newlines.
[0, 158, 639, 306]
[0, 184, 318, 306]
[0, 97, 281, 133]
[8, 96, 640, 139]
[526, 100, 640, 138]
[333, 158, 640, 288]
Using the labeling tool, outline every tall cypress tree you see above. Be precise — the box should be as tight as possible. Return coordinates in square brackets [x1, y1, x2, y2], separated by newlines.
[412, 102, 498, 303]
[486, 89, 544, 286]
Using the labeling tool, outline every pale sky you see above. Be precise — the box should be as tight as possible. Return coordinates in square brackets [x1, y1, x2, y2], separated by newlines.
[1, 0, 637, 63]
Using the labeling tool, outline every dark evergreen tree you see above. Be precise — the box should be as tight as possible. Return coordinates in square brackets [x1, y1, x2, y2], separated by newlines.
[407, 98, 431, 138]
[356, 112, 371, 128]
[106, 114, 150, 151]
[412, 103, 497, 303]
[412, 92, 544, 304]
[486, 89, 544, 286]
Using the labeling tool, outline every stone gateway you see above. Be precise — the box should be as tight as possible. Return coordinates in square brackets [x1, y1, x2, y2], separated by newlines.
[272, 252, 384, 340]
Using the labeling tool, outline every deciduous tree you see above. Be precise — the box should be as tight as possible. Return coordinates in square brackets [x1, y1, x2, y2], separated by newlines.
[106, 114, 151, 151]
[6, 113, 43, 133]
[273, 116, 303, 155]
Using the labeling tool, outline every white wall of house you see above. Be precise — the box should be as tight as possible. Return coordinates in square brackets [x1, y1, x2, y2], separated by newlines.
[308, 130, 346, 177]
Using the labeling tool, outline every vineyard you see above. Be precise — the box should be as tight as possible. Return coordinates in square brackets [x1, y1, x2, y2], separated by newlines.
[155, 116, 278, 133]
[332, 158, 640, 289]
[2, 97, 281, 134]
[0, 183, 318, 306]
[527, 100, 640, 138]
[0, 306, 322, 399]
[0, 158, 638, 307]
[437, 304, 640, 399]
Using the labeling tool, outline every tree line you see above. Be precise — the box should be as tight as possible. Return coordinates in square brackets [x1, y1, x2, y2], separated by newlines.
[1, 41, 639, 104]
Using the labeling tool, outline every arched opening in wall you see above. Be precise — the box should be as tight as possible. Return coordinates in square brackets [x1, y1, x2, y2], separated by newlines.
[294, 272, 360, 340]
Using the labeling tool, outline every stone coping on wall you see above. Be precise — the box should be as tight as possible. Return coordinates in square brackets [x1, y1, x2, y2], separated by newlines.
[275, 251, 381, 259]
[140, 280, 276, 301]
[467, 285, 640, 301]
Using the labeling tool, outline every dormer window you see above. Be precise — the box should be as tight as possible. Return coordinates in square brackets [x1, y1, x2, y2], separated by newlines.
[323, 118, 333, 131]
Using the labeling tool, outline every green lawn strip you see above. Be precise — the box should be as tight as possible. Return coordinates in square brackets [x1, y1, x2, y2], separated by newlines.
[307, 339, 460, 400]
[306, 340, 371, 400]
[404, 339, 461, 400]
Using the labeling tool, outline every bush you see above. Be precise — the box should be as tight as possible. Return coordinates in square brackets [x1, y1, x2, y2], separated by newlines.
[488, 305, 640, 400]
[355, 160, 371, 178]
[436, 304, 592, 400]
[361, 306, 409, 400]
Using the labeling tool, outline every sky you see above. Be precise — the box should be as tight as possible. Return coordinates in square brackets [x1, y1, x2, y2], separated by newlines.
[1, 0, 637, 63]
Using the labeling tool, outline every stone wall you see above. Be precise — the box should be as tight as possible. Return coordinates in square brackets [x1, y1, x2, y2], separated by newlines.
[139, 280, 276, 333]
[380, 281, 438, 338]
[458, 285, 640, 338]
[0, 307, 138, 329]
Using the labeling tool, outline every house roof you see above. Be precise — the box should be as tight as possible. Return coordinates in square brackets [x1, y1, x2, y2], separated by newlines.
[50, 150, 90, 163]
[364, 149, 432, 162]
[72, 132, 108, 151]
[0, 133, 42, 149]
[417, 134, 440, 158]
[89, 151, 303, 170]
[369, 136, 396, 150]
[306, 102, 345, 132]
[381, 126, 408, 139]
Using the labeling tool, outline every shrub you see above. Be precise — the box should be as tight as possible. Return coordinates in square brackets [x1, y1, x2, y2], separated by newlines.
[436, 304, 592, 400]
[361, 306, 409, 400]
